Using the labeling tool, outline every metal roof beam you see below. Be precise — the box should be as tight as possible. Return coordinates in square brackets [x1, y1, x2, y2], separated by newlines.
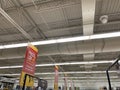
[11, 0, 47, 39]
[0, 7, 33, 41]
[81, 0, 96, 70]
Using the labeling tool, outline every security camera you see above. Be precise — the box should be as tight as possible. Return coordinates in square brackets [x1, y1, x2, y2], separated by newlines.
[99, 15, 108, 24]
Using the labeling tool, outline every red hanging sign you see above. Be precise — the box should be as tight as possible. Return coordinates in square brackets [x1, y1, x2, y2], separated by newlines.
[64, 74, 68, 90]
[19, 44, 38, 87]
[22, 44, 38, 75]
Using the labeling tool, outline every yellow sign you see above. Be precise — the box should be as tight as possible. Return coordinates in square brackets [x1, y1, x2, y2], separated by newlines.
[54, 83, 58, 90]
[19, 71, 34, 87]
[55, 65, 59, 70]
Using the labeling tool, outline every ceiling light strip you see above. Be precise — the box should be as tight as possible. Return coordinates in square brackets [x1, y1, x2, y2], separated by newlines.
[40, 76, 118, 79]
[0, 71, 117, 76]
[0, 60, 115, 69]
[0, 31, 120, 49]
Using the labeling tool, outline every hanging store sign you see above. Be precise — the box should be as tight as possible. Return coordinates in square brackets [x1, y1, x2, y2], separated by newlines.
[19, 44, 38, 87]
[64, 74, 68, 90]
[54, 65, 59, 90]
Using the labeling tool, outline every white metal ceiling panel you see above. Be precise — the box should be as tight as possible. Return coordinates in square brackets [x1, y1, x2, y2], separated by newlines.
[1, 0, 14, 9]
[41, 8, 65, 23]
[44, 29, 71, 38]
[8, 10, 31, 27]
[64, 3, 82, 20]
[19, 0, 32, 5]
[0, 15, 15, 29]
[101, 0, 120, 14]
[26, 6, 48, 25]
[95, 23, 120, 34]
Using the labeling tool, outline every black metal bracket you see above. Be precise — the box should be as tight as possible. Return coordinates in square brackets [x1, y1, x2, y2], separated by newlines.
[22, 74, 33, 90]
[22, 74, 47, 90]
[106, 55, 120, 90]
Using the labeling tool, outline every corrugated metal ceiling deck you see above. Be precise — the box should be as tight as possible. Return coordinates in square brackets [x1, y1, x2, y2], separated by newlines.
[0, 0, 119, 84]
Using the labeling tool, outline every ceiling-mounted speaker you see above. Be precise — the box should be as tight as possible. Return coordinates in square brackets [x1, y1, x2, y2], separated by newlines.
[99, 15, 108, 24]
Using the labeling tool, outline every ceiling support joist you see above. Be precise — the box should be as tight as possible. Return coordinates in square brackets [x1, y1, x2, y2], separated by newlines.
[0, 7, 33, 41]
[11, 0, 47, 39]
[81, 0, 96, 70]
[81, 0, 96, 35]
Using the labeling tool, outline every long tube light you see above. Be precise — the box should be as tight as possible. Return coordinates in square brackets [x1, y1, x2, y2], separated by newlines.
[0, 71, 117, 76]
[0, 31, 120, 49]
[40, 76, 118, 79]
[35, 71, 117, 75]
[0, 60, 115, 69]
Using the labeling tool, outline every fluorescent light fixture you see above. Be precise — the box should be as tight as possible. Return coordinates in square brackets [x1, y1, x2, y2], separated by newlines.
[0, 71, 117, 76]
[0, 31, 120, 49]
[0, 73, 20, 76]
[32, 40, 57, 45]
[0, 60, 116, 69]
[41, 76, 118, 79]
[46, 80, 120, 82]
[35, 72, 55, 75]
[36, 60, 114, 66]
[0, 43, 27, 49]
[56, 36, 89, 43]
[3, 43, 27, 49]
[0, 65, 22, 69]
[62, 71, 117, 74]
[91, 32, 120, 39]
[66, 76, 118, 79]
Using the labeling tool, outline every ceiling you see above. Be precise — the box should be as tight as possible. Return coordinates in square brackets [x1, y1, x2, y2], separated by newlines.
[0, 0, 120, 87]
